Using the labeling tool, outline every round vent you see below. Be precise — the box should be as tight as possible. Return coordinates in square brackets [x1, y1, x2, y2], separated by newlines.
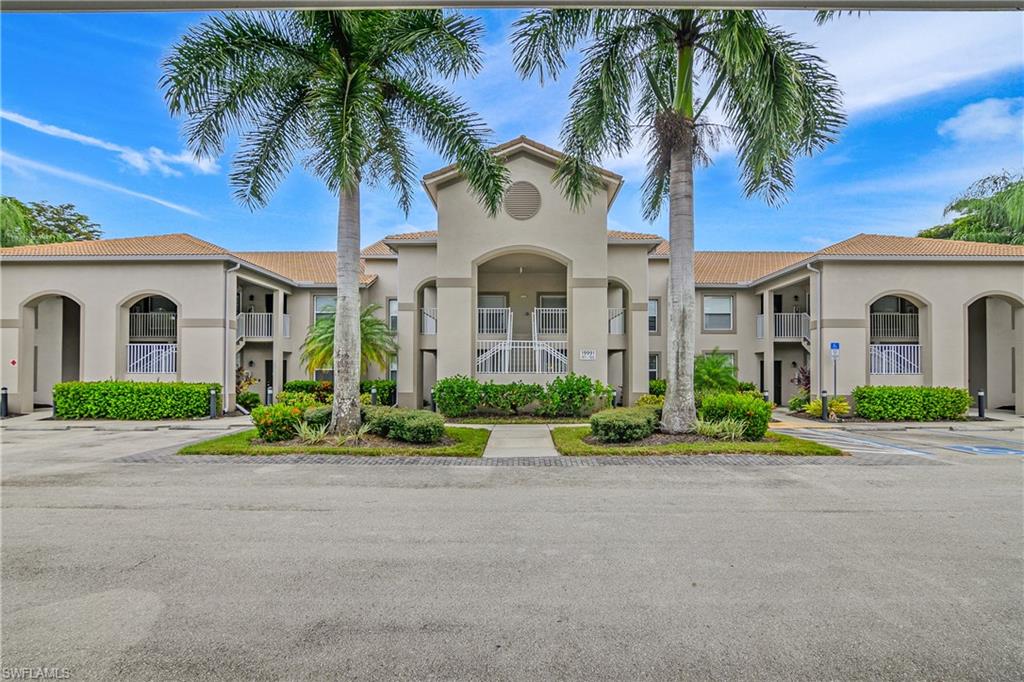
[504, 181, 541, 220]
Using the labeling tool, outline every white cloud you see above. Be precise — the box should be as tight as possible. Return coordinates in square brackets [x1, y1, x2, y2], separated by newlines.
[0, 110, 219, 176]
[1, 151, 203, 217]
[938, 97, 1024, 143]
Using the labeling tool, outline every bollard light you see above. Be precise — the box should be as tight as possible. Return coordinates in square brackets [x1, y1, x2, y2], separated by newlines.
[820, 389, 829, 422]
[430, 387, 436, 412]
[1, 386, 8, 418]
[977, 390, 986, 419]
[762, 390, 771, 404]
[371, 387, 378, 405]
[267, 386, 274, 404]
[209, 388, 218, 419]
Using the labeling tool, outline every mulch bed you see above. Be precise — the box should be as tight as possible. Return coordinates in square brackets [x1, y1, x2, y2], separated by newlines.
[583, 432, 750, 447]
[252, 433, 457, 448]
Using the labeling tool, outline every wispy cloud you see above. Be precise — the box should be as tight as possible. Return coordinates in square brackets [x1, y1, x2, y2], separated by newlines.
[1, 151, 203, 217]
[938, 97, 1024, 143]
[0, 110, 218, 177]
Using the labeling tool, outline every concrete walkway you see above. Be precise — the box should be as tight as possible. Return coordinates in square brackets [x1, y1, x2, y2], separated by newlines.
[482, 424, 559, 458]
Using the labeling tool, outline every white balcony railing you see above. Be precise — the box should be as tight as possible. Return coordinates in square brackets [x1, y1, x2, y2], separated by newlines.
[870, 343, 922, 375]
[476, 340, 568, 374]
[129, 312, 176, 339]
[420, 308, 438, 335]
[608, 308, 626, 335]
[237, 312, 273, 339]
[127, 342, 177, 373]
[477, 307, 512, 336]
[871, 313, 919, 341]
[775, 312, 810, 340]
[533, 307, 567, 335]
[756, 314, 765, 339]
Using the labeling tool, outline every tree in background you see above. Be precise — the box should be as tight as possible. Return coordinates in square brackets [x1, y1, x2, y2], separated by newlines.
[1, 196, 101, 247]
[511, 10, 844, 432]
[300, 304, 399, 376]
[918, 172, 1024, 245]
[163, 10, 508, 432]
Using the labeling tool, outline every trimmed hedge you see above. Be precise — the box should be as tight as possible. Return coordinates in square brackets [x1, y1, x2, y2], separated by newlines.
[237, 391, 261, 411]
[433, 375, 484, 417]
[852, 385, 971, 421]
[536, 373, 613, 418]
[648, 379, 666, 396]
[360, 379, 397, 406]
[806, 396, 850, 418]
[481, 381, 545, 415]
[303, 405, 332, 428]
[53, 381, 221, 420]
[589, 408, 658, 443]
[283, 380, 332, 403]
[361, 405, 445, 443]
[698, 391, 772, 440]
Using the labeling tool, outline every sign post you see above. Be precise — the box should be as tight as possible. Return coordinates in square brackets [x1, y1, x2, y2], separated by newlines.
[829, 342, 840, 396]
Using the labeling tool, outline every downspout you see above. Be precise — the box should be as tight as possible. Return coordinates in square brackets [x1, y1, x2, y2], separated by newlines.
[224, 261, 241, 410]
[806, 261, 822, 396]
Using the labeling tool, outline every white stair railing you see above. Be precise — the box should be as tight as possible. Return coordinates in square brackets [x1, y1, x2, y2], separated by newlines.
[126, 343, 177, 373]
[477, 307, 511, 336]
[608, 308, 626, 334]
[869, 343, 922, 375]
[476, 340, 568, 374]
[533, 307, 567, 335]
[129, 312, 177, 339]
[420, 308, 438, 335]
[870, 313, 919, 341]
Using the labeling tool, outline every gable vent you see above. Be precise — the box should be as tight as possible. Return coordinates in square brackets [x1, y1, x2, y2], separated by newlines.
[504, 181, 541, 220]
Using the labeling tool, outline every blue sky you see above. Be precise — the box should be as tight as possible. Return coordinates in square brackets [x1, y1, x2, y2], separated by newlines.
[2, 10, 1022, 252]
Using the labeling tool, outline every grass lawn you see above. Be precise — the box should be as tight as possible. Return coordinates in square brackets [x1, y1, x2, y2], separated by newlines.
[180, 427, 489, 457]
[551, 427, 843, 456]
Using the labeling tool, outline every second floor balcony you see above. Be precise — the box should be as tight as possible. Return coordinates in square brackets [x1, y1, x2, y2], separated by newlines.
[756, 312, 811, 341]
[237, 312, 290, 340]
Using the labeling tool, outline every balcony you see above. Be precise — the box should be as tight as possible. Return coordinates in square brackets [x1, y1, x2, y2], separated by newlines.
[420, 308, 437, 335]
[237, 312, 289, 340]
[533, 307, 567, 335]
[757, 313, 810, 341]
[608, 308, 625, 334]
[129, 311, 176, 339]
[477, 307, 512, 336]
[476, 340, 568, 374]
[127, 342, 176, 373]
[870, 343, 921, 375]
[870, 312, 919, 342]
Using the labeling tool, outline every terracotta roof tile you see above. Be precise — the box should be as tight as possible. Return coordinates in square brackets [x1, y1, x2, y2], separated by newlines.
[423, 136, 622, 183]
[0, 233, 228, 257]
[608, 229, 661, 241]
[234, 251, 376, 286]
[817, 233, 1024, 257]
[360, 239, 396, 257]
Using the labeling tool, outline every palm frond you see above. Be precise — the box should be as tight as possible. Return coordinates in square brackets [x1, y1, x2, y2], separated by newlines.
[300, 303, 398, 374]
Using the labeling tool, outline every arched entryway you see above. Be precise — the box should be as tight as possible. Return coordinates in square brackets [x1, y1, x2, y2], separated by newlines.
[966, 292, 1023, 411]
[867, 293, 928, 380]
[121, 293, 179, 376]
[18, 293, 82, 409]
[607, 278, 631, 405]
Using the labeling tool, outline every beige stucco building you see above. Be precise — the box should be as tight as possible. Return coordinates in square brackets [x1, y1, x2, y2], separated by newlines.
[2, 137, 1023, 415]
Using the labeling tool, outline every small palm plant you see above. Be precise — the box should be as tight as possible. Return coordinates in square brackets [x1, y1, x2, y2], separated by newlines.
[512, 10, 844, 432]
[163, 10, 508, 433]
[301, 303, 398, 375]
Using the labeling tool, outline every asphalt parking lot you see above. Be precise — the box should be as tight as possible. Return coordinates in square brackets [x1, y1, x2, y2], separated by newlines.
[2, 423, 1022, 680]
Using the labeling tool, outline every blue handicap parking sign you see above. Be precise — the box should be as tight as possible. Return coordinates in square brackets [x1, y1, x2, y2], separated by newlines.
[947, 445, 1024, 457]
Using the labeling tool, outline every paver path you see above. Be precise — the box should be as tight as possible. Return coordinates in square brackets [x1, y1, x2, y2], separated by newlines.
[482, 424, 559, 458]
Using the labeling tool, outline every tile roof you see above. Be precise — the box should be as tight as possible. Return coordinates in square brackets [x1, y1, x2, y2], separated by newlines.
[693, 251, 813, 285]
[234, 251, 376, 286]
[422, 135, 623, 183]
[817, 233, 1024, 257]
[0, 233, 228, 257]
[608, 229, 662, 241]
[360, 239, 396, 257]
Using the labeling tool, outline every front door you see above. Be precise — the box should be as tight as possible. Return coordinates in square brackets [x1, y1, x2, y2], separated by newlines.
[773, 360, 783, 405]
[265, 359, 274, 402]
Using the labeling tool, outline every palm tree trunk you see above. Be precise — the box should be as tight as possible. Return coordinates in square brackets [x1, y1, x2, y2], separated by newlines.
[660, 122, 698, 433]
[330, 184, 363, 433]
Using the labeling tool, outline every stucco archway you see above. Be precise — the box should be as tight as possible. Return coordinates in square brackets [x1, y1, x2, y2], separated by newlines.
[963, 291, 1024, 412]
[17, 291, 84, 412]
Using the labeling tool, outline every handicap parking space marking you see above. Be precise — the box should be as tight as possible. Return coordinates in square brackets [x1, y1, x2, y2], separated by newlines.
[945, 445, 1024, 457]
[776, 429, 939, 460]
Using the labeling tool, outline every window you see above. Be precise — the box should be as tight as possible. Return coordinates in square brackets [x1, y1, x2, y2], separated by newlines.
[313, 369, 334, 382]
[314, 295, 334, 322]
[703, 295, 733, 331]
[648, 299, 659, 333]
[478, 294, 507, 308]
[539, 294, 567, 309]
[648, 353, 659, 381]
[703, 350, 736, 367]
[388, 355, 398, 383]
[387, 298, 398, 332]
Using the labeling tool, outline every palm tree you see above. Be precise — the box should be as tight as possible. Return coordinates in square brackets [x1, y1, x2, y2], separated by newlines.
[301, 303, 399, 376]
[512, 10, 845, 432]
[163, 11, 508, 432]
[918, 172, 1024, 245]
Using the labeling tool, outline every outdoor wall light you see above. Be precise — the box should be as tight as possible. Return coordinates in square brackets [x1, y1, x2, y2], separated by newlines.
[248, 360, 255, 368]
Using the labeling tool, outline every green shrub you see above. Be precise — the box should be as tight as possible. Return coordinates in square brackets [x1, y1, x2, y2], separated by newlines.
[361, 406, 444, 443]
[481, 381, 545, 415]
[275, 391, 321, 411]
[737, 381, 758, 393]
[787, 389, 810, 413]
[589, 408, 658, 443]
[648, 379, 666, 396]
[251, 403, 303, 442]
[538, 373, 607, 417]
[698, 391, 772, 440]
[303, 405, 332, 428]
[805, 396, 850, 418]
[296, 421, 328, 445]
[236, 391, 261, 411]
[360, 379, 397, 405]
[694, 416, 746, 441]
[694, 350, 739, 394]
[53, 381, 221, 420]
[359, 392, 373, 405]
[852, 385, 970, 421]
[283, 380, 333, 403]
[433, 375, 483, 417]
[635, 394, 664, 409]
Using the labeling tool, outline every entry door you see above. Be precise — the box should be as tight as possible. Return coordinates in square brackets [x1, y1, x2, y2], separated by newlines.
[773, 294, 784, 314]
[265, 359, 274, 402]
[773, 360, 783, 405]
